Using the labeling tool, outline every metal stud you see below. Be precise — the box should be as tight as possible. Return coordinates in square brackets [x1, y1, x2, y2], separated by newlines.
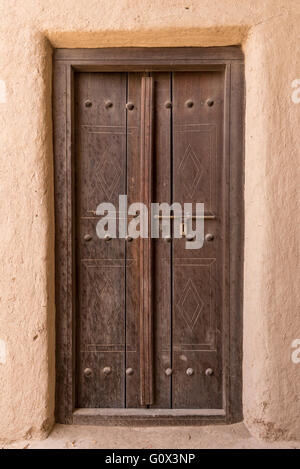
[186, 367, 194, 376]
[83, 367, 93, 377]
[205, 368, 213, 376]
[105, 100, 113, 109]
[105, 234, 111, 242]
[185, 99, 194, 108]
[126, 235, 133, 242]
[206, 99, 214, 107]
[165, 368, 173, 376]
[186, 234, 195, 241]
[126, 367, 134, 375]
[205, 233, 214, 242]
[165, 101, 172, 109]
[84, 99, 92, 108]
[126, 102, 134, 110]
[102, 366, 112, 375]
[163, 236, 171, 242]
[84, 234, 92, 242]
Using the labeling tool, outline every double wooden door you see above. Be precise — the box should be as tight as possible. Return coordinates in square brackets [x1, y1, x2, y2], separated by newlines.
[54, 48, 244, 423]
[75, 70, 225, 410]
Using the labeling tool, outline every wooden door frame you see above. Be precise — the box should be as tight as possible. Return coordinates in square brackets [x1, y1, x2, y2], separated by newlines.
[53, 47, 244, 425]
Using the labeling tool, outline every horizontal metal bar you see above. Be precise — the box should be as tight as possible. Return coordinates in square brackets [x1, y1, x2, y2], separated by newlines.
[90, 211, 138, 217]
[89, 213, 216, 220]
[154, 215, 216, 220]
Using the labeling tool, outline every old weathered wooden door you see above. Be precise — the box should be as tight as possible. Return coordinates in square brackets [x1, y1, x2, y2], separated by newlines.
[54, 48, 244, 424]
[76, 71, 224, 410]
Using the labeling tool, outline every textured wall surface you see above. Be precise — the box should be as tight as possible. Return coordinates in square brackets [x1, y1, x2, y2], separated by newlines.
[0, 0, 299, 442]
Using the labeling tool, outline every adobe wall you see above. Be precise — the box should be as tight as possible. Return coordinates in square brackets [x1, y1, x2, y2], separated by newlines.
[0, 0, 299, 441]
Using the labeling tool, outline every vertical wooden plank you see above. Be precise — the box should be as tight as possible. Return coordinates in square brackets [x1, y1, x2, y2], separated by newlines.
[228, 63, 244, 422]
[54, 62, 74, 423]
[75, 72, 127, 408]
[126, 73, 142, 408]
[139, 76, 154, 406]
[150, 73, 172, 408]
[221, 65, 231, 419]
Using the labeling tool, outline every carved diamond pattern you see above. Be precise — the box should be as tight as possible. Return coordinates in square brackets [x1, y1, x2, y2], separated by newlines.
[178, 144, 203, 198]
[95, 149, 122, 200]
[92, 271, 121, 327]
[177, 279, 204, 330]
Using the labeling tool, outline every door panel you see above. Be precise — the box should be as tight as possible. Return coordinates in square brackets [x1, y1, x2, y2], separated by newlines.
[75, 70, 226, 410]
[75, 72, 127, 408]
[172, 72, 224, 408]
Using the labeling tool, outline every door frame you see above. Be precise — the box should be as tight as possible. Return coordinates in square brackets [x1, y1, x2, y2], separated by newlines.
[53, 47, 244, 425]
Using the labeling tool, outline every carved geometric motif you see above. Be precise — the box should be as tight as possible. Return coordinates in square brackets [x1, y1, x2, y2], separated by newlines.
[90, 269, 121, 329]
[95, 148, 122, 200]
[178, 144, 203, 198]
[176, 278, 204, 330]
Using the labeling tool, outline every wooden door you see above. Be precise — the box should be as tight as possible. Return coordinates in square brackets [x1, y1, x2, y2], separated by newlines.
[76, 71, 223, 409]
[54, 47, 244, 424]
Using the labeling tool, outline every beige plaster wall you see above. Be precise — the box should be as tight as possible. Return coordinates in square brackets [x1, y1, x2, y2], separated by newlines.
[0, 0, 299, 442]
